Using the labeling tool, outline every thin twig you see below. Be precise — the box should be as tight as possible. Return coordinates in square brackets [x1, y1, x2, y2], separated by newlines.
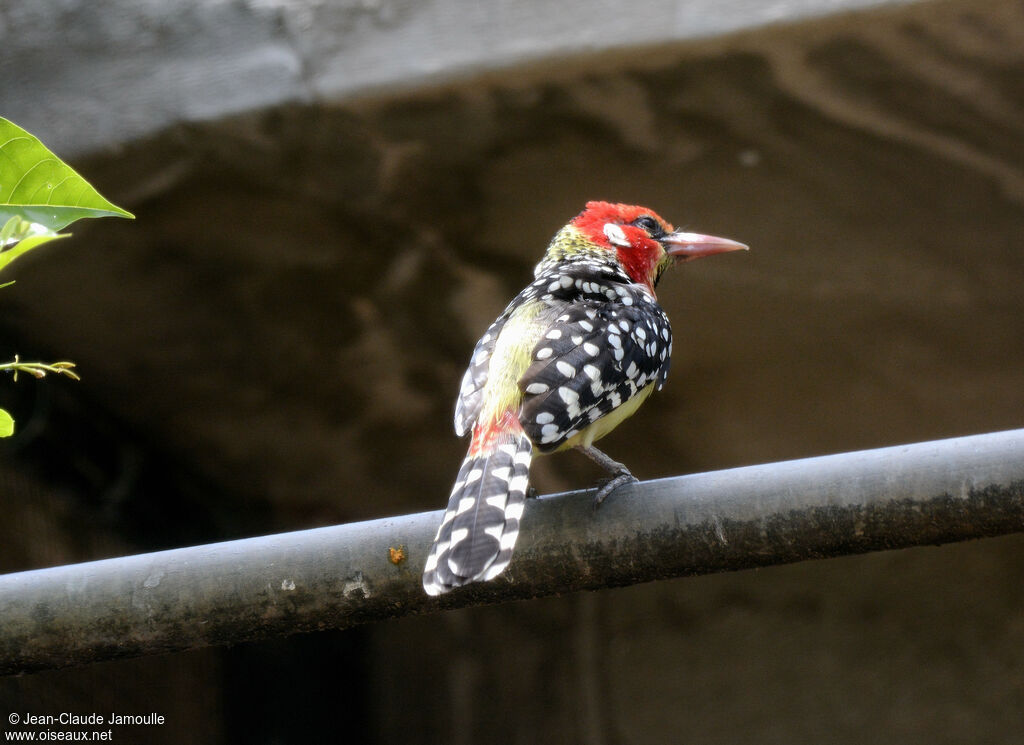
[0, 354, 80, 382]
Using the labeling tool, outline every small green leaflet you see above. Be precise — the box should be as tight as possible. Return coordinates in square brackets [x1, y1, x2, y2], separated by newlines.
[0, 216, 70, 273]
[0, 409, 13, 437]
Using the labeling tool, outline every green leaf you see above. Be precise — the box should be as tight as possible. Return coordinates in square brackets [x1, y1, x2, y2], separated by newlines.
[0, 117, 134, 231]
[0, 216, 70, 273]
[0, 409, 13, 437]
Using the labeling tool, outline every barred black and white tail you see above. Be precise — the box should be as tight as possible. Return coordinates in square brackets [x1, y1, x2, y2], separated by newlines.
[422, 430, 532, 596]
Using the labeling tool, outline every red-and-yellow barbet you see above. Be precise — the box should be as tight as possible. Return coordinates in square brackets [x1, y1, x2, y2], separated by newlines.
[423, 201, 747, 595]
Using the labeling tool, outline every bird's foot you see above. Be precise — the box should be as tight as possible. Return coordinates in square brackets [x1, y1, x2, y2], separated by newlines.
[575, 445, 639, 508]
[592, 470, 638, 508]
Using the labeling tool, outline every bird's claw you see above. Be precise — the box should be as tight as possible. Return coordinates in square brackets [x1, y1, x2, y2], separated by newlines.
[592, 471, 639, 509]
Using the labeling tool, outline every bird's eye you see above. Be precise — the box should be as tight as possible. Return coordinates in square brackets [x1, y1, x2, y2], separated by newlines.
[631, 216, 662, 235]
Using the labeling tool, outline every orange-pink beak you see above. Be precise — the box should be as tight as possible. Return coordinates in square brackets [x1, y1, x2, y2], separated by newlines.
[662, 231, 749, 262]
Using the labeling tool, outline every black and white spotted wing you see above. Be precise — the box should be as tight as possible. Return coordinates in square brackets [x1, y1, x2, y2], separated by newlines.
[454, 316, 508, 437]
[518, 291, 673, 453]
[455, 260, 639, 436]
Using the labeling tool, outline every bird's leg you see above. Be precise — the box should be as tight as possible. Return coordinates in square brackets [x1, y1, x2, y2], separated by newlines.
[575, 446, 639, 507]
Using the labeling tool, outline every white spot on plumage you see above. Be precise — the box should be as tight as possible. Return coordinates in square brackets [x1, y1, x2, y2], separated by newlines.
[438, 507, 459, 528]
[556, 360, 576, 378]
[584, 364, 601, 381]
[466, 468, 483, 484]
[571, 335, 583, 345]
[636, 327, 646, 341]
[559, 386, 581, 418]
[626, 361, 638, 378]
[450, 527, 469, 545]
[457, 496, 477, 514]
[622, 294, 633, 306]
[490, 466, 511, 483]
[499, 530, 519, 551]
[579, 320, 594, 332]
[536, 411, 554, 424]
[560, 274, 573, 288]
[480, 561, 507, 582]
[509, 476, 528, 495]
[537, 347, 553, 360]
[619, 320, 630, 332]
[609, 335, 622, 349]
[541, 423, 560, 438]
[584, 342, 600, 357]
[603, 222, 629, 247]
[546, 329, 562, 339]
[525, 382, 549, 394]
[505, 501, 525, 521]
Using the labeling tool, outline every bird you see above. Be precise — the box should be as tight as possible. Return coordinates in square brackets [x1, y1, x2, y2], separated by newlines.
[422, 201, 747, 596]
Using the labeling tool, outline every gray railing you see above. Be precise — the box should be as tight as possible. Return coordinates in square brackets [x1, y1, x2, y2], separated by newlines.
[2, 429, 1022, 675]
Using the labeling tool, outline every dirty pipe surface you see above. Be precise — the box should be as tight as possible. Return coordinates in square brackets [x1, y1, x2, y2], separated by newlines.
[1, 429, 1023, 675]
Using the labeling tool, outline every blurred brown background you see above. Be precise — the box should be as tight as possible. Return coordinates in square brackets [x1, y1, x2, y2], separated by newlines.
[1, 0, 1022, 742]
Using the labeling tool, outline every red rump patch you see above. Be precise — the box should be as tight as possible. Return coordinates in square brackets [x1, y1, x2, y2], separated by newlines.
[571, 201, 675, 291]
[469, 410, 523, 456]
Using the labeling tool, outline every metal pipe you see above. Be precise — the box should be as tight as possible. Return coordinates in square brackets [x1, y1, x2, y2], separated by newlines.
[2, 429, 1023, 675]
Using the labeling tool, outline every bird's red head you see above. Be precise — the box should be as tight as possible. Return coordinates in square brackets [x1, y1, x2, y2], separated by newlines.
[567, 200, 747, 293]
